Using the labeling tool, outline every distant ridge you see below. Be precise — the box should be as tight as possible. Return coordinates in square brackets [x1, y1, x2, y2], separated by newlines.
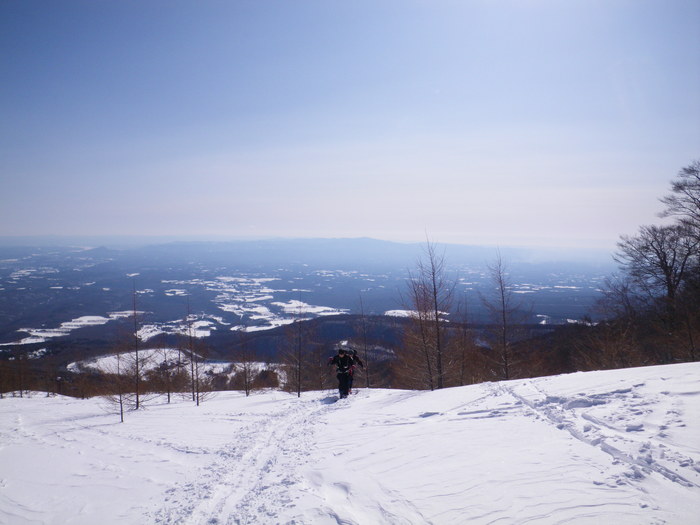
[0, 236, 613, 266]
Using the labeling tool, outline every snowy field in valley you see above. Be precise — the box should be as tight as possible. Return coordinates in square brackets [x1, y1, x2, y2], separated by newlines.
[1, 362, 698, 525]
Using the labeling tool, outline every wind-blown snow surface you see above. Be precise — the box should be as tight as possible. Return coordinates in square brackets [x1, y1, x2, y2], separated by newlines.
[1, 363, 698, 525]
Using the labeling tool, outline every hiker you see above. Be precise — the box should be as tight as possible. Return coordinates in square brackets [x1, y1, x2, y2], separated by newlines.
[328, 347, 363, 399]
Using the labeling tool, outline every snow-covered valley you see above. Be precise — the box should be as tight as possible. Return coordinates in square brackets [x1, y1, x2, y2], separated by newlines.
[1, 362, 698, 525]
[0, 240, 612, 353]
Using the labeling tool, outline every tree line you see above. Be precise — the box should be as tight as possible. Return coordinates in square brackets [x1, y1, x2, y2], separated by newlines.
[396, 160, 699, 389]
[584, 160, 699, 368]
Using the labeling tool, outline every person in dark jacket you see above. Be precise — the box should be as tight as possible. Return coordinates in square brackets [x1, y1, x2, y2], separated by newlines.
[328, 347, 363, 398]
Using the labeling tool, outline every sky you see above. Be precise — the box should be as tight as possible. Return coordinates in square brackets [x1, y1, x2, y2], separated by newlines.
[1, 0, 699, 251]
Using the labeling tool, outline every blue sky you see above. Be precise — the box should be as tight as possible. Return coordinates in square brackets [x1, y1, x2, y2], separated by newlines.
[1, 1, 699, 250]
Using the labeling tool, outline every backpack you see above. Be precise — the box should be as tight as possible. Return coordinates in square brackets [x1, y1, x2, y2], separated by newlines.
[335, 354, 353, 374]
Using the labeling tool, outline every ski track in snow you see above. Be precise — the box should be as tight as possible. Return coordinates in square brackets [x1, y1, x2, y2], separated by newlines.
[153, 394, 432, 525]
[152, 396, 330, 525]
[499, 380, 700, 492]
[1, 363, 699, 525]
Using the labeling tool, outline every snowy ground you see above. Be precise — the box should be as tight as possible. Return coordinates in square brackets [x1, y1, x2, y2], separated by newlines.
[1, 362, 699, 525]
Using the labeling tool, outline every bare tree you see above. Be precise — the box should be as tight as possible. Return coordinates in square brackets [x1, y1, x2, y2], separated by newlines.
[575, 320, 644, 371]
[172, 335, 192, 397]
[131, 280, 142, 410]
[101, 341, 131, 423]
[481, 252, 527, 380]
[186, 298, 197, 402]
[400, 240, 455, 390]
[40, 355, 60, 398]
[424, 241, 454, 388]
[308, 339, 330, 392]
[233, 328, 256, 397]
[451, 292, 485, 386]
[9, 348, 28, 398]
[114, 350, 126, 422]
[599, 161, 700, 364]
[281, 299, 324, 396]
[660, 160, 700, 238]
[658, 160, 700, 360]
[283, 300, 309, 397]
[101, 332, 157, 419]
[597, 274, 646, 321]
[615, 224, 699, 327]
[252, 366, 281, 389]
[400, 274, 436, 390]
[288, 318, 304, 398]
[676, 270, 700, 361]
[357, 293, 371, 389]
[0, 359, 9, 398]
[147, 343, 175, 403]
[190, 339, 214, 406]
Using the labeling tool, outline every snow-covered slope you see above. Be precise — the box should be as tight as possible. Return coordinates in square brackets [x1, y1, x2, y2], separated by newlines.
[1, 363, 698, 524]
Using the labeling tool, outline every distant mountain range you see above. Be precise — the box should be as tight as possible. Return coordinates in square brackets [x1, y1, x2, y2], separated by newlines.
[0, 235, 614, 264]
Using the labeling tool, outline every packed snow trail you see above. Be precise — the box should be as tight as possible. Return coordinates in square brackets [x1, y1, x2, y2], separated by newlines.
[152, 394, 338, 525]
[1, 363, 698, 524]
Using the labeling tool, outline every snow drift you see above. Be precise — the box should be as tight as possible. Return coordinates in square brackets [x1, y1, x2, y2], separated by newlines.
[1, 362, 698, 524]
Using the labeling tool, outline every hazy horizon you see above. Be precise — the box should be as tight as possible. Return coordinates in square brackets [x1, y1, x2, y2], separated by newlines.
[0, 235, 617, 269]
[0, 232, 614, 250]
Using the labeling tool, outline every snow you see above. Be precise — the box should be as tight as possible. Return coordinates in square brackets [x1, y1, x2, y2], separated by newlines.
[0, 312, 136, 346]
[67, 350, 278, 379]
[1, 362, 699, 525]
[67, 348, 193, 374]
[137, 316, 222, 342]
[384, 309, 414, 317]
[270, 299, 348, 316]
[6, 272, 356, 345]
